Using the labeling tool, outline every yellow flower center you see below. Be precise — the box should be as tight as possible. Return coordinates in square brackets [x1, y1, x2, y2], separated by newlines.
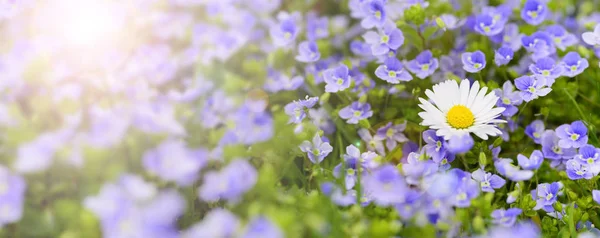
[446, 105, 475, 129]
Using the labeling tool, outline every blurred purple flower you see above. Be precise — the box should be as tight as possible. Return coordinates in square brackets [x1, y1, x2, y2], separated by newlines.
[199, 159, 257, 203]
[517, 150, 544, 170]
[561, 52, 589, 78]
[299, 133, 333, 164]
[462, 50, 486, 73]
[494, 46, 514, 66]
[295, 41, 320, 63]
[521, 0, 548, 25]
[491, 208, 522, 227]
[339, 102, 373, 124]
[375, 57, 412, 83]
[471, 168, 506, 193]
[143, 139, 207, 186]
[525, 120, 545, 144]
[324, 65, 351, 92]
[406, 50, 438, 79]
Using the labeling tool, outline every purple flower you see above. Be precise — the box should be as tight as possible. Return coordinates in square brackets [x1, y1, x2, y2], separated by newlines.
[402, 152, 438, 186]
[264, 69, 304, 93]
[84, 175, 185, 238]
[545, 25, 577, 51]
[566, 159, 594, 180]
[494, 47, 514, 66]
[593, 190, 600, 205]
[495, 159, 534, 181]
[270, 17, 297, 47]
[306, 13, 329, 40]
[183, 209, 239, 238]
[582, 24, 600, 46]
[532, 182, 560, 210]
[143, 139, 207, 186]
[521, 31, 555, 61]
[422, 129, 446, 161]
[339, 101, 373, 124]
[474, 13, 505, 36]
[375, 57, 413, 83]
[438, 53, 466, 80]
[461, 50, 486, 73]
[363, 164, 409, 206]
[241, 216, 283, 238]
[446, 134, 474, 154]
[201, 90, 236, 129]
[471, 168, 506, 193]
[309, 108, 336, 134]
[525, 120, 545, 144]
[199, 159, 257, 203]
[498, 23, 522, 51]
[529, 57, 563, 85]
[221, 100, 273, 145]
[439, 14, 464, 30]
[541, 130, 577, 160]
[561, 52, 589, 78]
[491, 208, 522, 227]
[521, 0, 548, 25]
[556, 120, 588, 148]
[358, 128, 386, 155]
[514, 75, 551, 102]
[494, 80, 523, 117]
[517, 150, 544, 170]
[575, 145, 600, 173]
[374, 122, 408, 151]
[449, 169, 479, 208]
[406, 50, 439, 79]
[360, 0, 386, 29]
[487, 222, 541, 238]
[0, 166, 26, 227]
[334, 145, 379, 190]
[295, 41, 320, 63]
[324, 65, 351, 92]
[284, 96, 319, 124]
[299, 134, 333, 164]
[362, 21, 404, 55]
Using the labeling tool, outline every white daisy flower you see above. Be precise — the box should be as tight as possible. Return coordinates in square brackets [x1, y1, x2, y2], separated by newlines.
[418, 79, 506, 140]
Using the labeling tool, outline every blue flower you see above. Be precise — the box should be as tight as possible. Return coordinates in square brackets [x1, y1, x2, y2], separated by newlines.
[474, 13, 505, 36]
[532, 182, 560, 211]
[566, 159, 594, 180]
[496, 23, 522, 51]
[556, 120, 588, 148]
[363, 21, 404, 55]
[183, 209, 239, 238]
[487, 222, 541, 238]
[0, 166, 26, 227]
[514, 75, 551, 102]
[374, 122, 408, 151]
[324, 65, 351, 92]
[449, 169, 480, 207]
[199, 159, 258, 203]
[471, 168, 506, 193]
[446, 134, 474, 154]
[143, 139, 207, 186]
[358, 128, 386, 155]
[375, 57, 412, 83]
[299, 133, 333, 164]
[525, 120, 545, 144]
[561, 52, 589, 78]
[521, 31, 555, 61]
[491, 208, 522, 227]
[529, 57, 563, 85]
[295, 41, 320, 63]
[461, 50, 486, 73]
[593, 190, 600, 205]
[339, 101, 373, 124]
[575, 145, 600, 171]
[495, 159, 534, 181]
[582, 24, 600, 46]
[545, 25, 577, 51]
[241, 216, 283, 238]
[270, 17, 298, 47]
[360, 0, 386, 29]
[363, 164, 409, 206]
[422, 129, 447, 162]
[406, 50, 439, 79]
[521, 0, 548, 25]
[264, 69, 304, 93]
[494, 80, 523, 117]
[494, 47, 514, 66]
[284, 96, 319, 124]
[306, 13, 329, 40]
[541, 130, 577, 160]
[402, 152, 438, 186]
[517, 150, 544, 170]
[438, 14, 465, 30]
